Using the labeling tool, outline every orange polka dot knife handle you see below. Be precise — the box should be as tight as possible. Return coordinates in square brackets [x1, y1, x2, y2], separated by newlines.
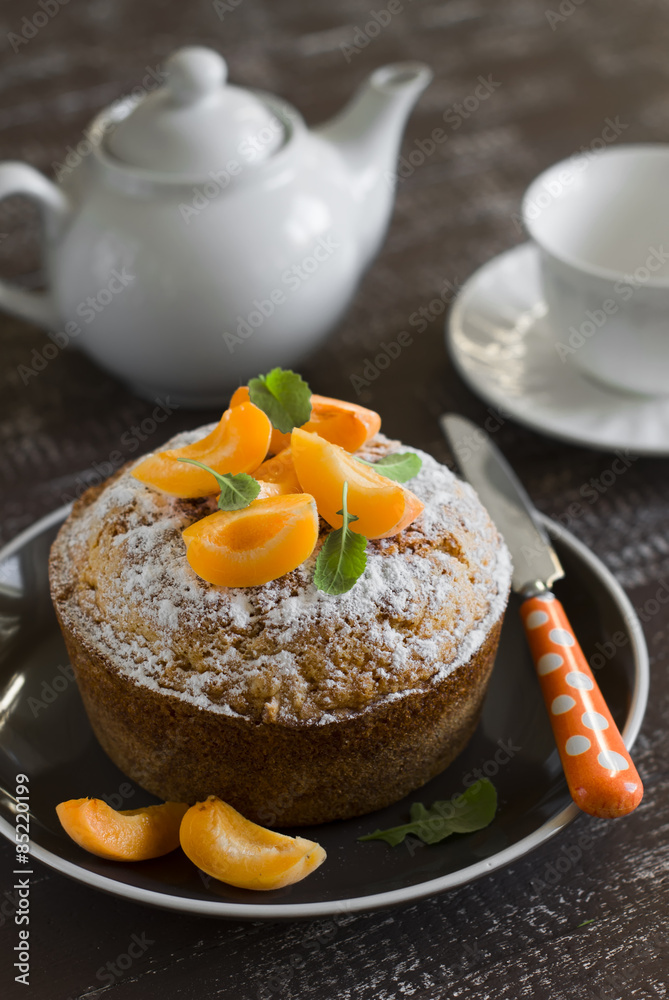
[521, 593, 643, 818]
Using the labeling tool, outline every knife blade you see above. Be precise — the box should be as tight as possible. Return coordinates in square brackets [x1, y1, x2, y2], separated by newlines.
[440, 414, 564, 596]
[440, 413, 643, 819]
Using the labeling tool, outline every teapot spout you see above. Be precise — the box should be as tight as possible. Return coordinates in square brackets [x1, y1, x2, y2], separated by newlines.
[317, 63, 432, 266]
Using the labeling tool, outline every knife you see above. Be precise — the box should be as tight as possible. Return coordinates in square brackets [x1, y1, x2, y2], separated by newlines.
[440, 413, 643, 819]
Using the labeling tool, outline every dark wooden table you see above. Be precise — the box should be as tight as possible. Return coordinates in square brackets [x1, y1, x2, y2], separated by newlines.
[2, 1, 669, 997]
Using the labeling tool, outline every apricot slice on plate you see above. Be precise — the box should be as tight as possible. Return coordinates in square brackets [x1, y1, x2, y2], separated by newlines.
[230, 386, 380, 453]
[291, 428, 424, 539]
[182, 493, 318, 587]
[56, 798, 188, 861]
[253, 447, 302, 495]
[131, 401, 272, 497]
[180, 796, 326, 890]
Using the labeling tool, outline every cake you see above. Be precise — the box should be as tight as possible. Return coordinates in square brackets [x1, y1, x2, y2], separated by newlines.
[49, 426, 512, 827]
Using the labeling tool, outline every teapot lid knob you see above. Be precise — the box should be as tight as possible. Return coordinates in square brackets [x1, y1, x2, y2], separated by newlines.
[105, 45, 285, 176]
[165, 47, 227, 106]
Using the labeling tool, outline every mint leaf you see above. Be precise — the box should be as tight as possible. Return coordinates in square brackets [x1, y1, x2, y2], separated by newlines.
[314, 481, 367, 595]
[177, 459, 260, 510]
[248, 368, 312, 434]
[359, 779, 497, 846]
[356, 452, 422, 483]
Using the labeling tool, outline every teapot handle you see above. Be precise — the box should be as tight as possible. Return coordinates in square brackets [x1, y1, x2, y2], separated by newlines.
[0, 162, 70, 329]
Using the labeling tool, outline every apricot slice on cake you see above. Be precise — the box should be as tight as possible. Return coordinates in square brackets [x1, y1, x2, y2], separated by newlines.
[228, 383, 289, 446]
[56, 798, 188, 861]
[253, 447, 302, 495]
[256, 480, 282, 499]
[182, 493, 318, 587]
[230, 384, 293, 453]
[131, 401, 272, 497]
[301, 394, 381, 453]
[230, 386, 380, 453]
[291, 428, 424, 539]
[179, 796, 326, 890]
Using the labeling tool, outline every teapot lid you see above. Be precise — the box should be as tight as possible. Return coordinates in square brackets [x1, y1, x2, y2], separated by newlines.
[106, 47, 285, 175]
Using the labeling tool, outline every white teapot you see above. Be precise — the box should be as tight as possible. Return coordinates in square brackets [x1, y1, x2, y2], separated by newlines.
[0, 47, 431, 406]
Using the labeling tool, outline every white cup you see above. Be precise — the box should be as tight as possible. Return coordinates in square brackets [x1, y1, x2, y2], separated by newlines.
[522, 144, 669, 396]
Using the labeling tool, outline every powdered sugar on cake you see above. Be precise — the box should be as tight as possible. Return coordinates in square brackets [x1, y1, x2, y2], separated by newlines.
[50, 429, 512, 725]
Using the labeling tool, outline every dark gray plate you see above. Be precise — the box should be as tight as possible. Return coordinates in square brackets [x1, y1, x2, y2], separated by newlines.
[0, 506, 648, 919]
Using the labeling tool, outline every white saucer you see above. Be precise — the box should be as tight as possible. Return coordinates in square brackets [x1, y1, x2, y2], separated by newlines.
[446, 242, 669, 455]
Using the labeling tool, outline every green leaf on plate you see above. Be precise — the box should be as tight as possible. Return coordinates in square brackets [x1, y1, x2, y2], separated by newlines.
[248, 368, 312, 434]
[359, 778, 497, 846]
[177, 458, 260, 511]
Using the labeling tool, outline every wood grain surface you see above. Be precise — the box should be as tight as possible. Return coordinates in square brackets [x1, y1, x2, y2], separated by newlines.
[1, 0, 669, 997]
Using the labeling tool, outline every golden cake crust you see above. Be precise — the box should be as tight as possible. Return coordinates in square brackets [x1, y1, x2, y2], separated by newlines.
[58, 611, 503, 826]
[49, 429, 512, 825]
